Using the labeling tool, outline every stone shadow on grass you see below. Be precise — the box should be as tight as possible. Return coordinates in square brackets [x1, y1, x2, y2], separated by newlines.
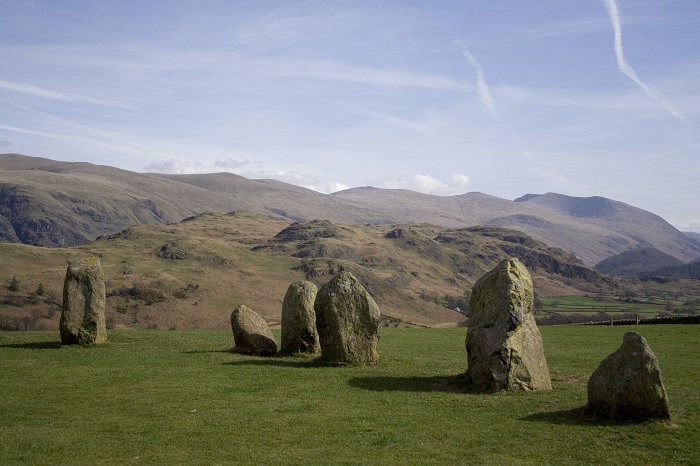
[180, 349, 232, 354]
[0, 341, 62, 349]
[224, 357, 323, 369]
[348, 374, 470, 393]
[520, 407, 657, 426]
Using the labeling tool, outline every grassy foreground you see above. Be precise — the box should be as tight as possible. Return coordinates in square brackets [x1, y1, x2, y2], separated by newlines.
[1, 326, 698, 465]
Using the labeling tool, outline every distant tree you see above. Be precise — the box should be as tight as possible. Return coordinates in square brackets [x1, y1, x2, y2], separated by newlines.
[35, 283, 45, 296]
[8, 276, 20, 293]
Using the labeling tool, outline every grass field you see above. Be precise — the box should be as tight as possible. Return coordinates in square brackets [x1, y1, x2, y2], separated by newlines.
[540, 294, 700, 319]
[1, 326, 698, 465]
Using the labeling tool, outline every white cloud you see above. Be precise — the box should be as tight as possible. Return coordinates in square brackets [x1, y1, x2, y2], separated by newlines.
[144, 159, 209, 174]
[326, 182, 350, 193]
[382, 173, 470, 195]
[214, 158, 263, 171]
[668, 218, 700, 234]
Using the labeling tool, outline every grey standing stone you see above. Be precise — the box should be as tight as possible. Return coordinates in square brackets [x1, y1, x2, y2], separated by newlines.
[314, 271, 380, 365]
[466, 258, 551, 391]
[587, 332, 670, 420]
[280, 281, 319, 355]
[230, 305, 278, 356]
[60, 256, 107, 345]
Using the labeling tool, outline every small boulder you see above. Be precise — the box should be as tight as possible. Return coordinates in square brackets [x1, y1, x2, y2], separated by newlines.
[280, 281, 319, 355]
[587, 332, 670, 420]
[314, 272, 380, 365]
[60, 256, 107, 345]
[230, 305, 277, 356]
[466, 258, 551, 391]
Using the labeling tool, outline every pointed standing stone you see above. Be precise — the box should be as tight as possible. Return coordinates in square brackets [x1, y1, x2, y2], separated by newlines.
[587, 332, 670, 420]
[314, 272, 380, 365]
[465, 258, 551, 391]
[60, 256, 107, 345]
[230, 305, 278, 356]
[280, 281, 319, 355]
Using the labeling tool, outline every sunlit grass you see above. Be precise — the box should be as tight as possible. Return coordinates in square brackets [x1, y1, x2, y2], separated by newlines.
[1, 326, 697, 464]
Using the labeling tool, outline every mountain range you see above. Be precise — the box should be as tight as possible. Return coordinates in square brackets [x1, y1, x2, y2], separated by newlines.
[1, 153, 699, 266]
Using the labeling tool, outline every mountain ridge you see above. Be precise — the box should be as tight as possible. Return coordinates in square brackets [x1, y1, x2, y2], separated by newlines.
[2, 153, 699, 265]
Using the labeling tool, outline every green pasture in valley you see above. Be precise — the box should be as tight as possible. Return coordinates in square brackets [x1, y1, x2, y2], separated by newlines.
[1, 326, 697, 465]
[539, 294, 700, 319]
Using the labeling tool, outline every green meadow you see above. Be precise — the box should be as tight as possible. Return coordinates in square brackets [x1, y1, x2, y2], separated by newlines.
[540, 294, 700, 319]
[1, 326, 698, 465]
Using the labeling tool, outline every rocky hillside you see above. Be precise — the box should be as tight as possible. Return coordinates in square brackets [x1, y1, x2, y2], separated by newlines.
[0, 212, 615, 331]
[2, 153, 699, 265]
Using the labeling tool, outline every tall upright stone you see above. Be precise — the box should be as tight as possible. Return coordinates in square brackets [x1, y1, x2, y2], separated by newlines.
[587, 332, 670, 420]
[60, 256, 107, 345]
[465, 258, 551, 391]
[230, 305, 278, 356]
[280, 281, 319, 355]
[314, 272, 380, 365]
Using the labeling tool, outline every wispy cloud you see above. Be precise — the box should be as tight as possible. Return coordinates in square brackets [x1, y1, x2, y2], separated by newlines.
[0, 99, 170, 158]
[0, 44, 468, 93]
[602, 0, 685, 122]
[0, 79, 136, 109]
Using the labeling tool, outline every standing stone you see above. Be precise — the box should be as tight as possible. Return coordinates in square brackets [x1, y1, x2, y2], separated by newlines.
[465, 258, 551, 391]
[60, 256, 107, 345]
[587, 332, 670, 420]
[230, 305, 278, 356]
[314, 271, 380, 365]
[280, 281, 319, 355]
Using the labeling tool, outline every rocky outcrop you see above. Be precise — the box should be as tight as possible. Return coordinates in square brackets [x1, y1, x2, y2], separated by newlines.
[230, 305, 277, 356]
[60, 256, 107, 345]
[465, 258, 551, 391]
[274, 219, 340, 242]
[314, 272, 380, 365]
[280, 281, 319, 355]
[587, 332, 670, 420]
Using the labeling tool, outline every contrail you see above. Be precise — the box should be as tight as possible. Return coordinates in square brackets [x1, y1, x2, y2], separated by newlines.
[602, 0, 685, 121]
[401, 135, 451, 179]
[455, 39, 501, 121]
[0, 98, 173, 159]
[455, 39, 534, 159]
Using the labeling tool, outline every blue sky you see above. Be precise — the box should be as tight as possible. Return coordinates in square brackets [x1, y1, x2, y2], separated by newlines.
[1, 1, 699, 232]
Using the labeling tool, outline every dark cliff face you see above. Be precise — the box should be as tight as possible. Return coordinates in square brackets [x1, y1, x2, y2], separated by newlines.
[0, 187, 83, 246]
[0, 186, 125, 247]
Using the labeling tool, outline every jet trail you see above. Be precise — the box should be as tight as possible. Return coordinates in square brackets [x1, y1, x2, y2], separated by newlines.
[455, 39, 501, 121]
[602, 0, 685, 121]
[402, 136, 450, 179]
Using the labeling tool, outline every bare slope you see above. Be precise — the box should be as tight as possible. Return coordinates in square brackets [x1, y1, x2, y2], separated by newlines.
[2, 154, 698, 265]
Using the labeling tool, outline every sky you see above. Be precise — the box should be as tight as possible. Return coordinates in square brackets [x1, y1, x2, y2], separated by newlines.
[1, 1, 699, 232]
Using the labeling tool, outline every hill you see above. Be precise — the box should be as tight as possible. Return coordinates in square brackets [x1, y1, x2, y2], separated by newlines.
[0, 212, 615, 331]
[640, 262, 700, 281]
[2, 153, 699, 265]
[594, 247, 684, 277]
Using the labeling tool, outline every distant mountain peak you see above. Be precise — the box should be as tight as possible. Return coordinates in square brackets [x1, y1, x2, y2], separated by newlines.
[514, 194, 541, 202]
